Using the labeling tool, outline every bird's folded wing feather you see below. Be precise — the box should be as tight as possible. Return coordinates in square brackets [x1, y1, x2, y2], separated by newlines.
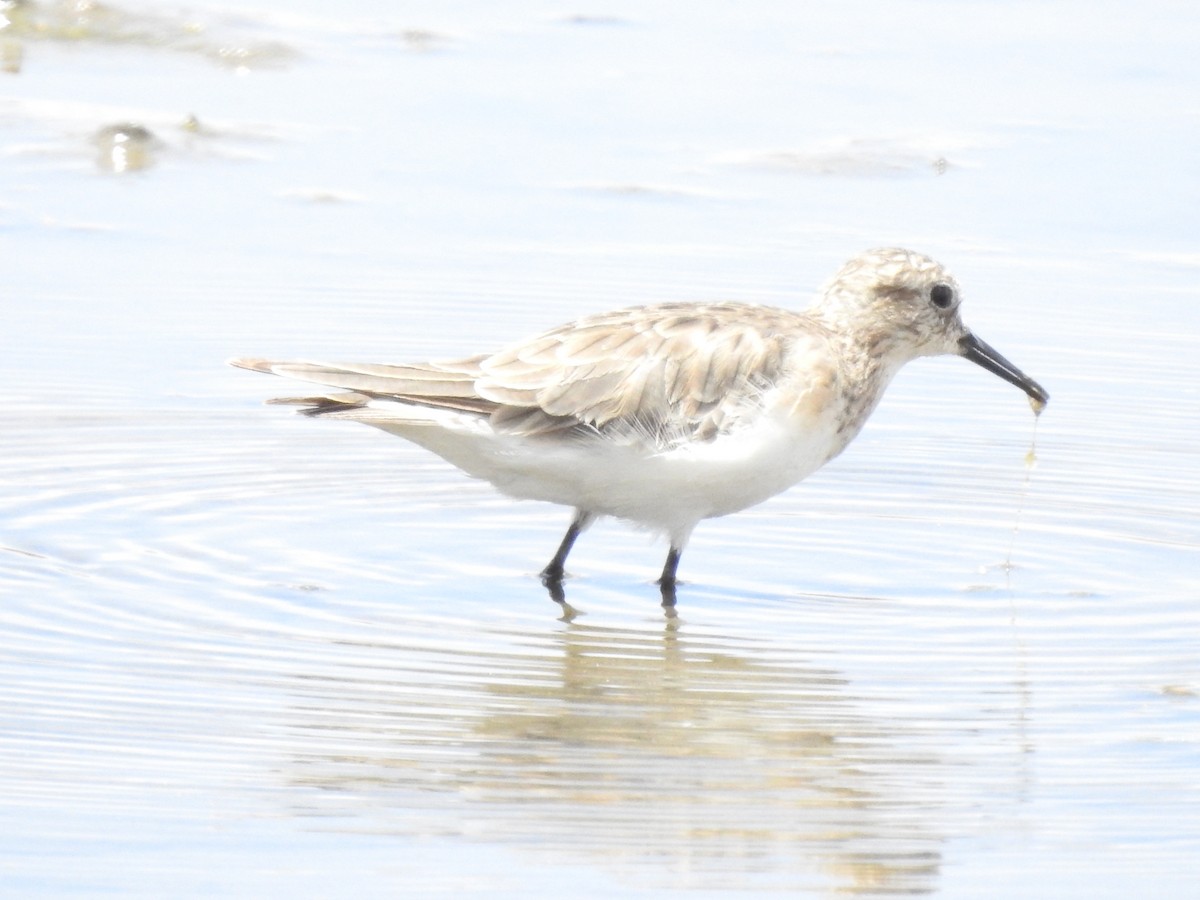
[232, 302, 812, 446]
[477, 303, 803, 443]
[230, 356, 494, 414]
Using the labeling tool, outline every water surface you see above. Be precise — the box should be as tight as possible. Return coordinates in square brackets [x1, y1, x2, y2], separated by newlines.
[2, 1, 1198, 896]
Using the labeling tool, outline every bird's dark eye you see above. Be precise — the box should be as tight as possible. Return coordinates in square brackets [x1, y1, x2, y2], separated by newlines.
[930, 283, 954, 310]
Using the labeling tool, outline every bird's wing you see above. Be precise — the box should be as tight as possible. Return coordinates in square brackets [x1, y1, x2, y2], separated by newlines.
[229, 355, 494, 415]
[232, 302, 810, 447]
[474, 302, 803, 444]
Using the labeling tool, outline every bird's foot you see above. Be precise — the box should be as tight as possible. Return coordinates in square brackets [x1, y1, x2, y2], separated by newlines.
[540, 566, 567, 604]
[656, 575, 678, 608]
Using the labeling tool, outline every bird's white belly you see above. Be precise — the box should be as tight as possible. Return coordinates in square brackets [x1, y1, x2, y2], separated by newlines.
[375, 402, 846, 537]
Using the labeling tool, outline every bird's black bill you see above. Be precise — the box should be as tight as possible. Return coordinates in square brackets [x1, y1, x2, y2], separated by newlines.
[959, 333, 1049, 410]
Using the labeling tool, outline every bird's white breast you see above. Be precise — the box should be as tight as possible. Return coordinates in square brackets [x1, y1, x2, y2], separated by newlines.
[385, 394, 836, 539]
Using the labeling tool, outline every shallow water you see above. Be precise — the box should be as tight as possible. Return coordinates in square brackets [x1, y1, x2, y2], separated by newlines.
[3, 1, 1199, 896]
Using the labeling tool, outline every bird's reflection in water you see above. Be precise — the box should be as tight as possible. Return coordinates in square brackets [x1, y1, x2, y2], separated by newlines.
[280, 591, 944, 895]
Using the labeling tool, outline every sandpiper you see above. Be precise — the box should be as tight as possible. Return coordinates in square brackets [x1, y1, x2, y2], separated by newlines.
[233, 248, 1048, 605]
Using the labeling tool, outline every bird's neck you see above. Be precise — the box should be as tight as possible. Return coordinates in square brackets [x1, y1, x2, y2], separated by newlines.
[826, 326, 910, 444]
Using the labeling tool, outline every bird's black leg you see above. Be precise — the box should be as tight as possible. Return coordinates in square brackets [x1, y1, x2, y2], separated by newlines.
[656, 546, 682, 607]
[540, 511, 592, 601]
